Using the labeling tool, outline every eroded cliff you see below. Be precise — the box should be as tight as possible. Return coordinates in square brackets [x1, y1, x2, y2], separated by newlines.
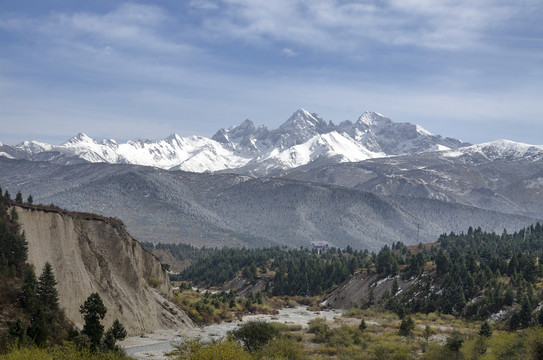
[14, 206, 193, 335]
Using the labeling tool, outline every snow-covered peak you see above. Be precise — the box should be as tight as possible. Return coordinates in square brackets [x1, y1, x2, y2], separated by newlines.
[415, 125, 434, 136]
[165, 133, 184, 145]
[445, 140, 543, 161]
[3, 108, 472, 175]
[101, 139, 118, 146]
[279, 109, 329, 133]
[63, 133, 97, 146]
[16, 140, 53, 153]
[356, 112, 390, 129]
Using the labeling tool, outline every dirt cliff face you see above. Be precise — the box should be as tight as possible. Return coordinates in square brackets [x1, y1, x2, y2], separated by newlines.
[14, 206, 193, 335]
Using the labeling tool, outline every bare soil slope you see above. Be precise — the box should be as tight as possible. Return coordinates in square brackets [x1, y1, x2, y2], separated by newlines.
[15, 206, 194, 335]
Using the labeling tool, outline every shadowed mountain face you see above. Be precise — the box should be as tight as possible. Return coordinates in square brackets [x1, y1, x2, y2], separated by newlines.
[0, 157, 538, 251]
[283, 140, 543, 219]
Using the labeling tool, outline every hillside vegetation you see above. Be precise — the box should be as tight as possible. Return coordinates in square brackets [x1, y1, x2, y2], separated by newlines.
[180, 223, 543, 328]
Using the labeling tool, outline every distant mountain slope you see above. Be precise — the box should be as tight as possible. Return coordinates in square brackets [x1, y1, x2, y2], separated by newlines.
[0, 109, 468, 175]
[0, 158, 537, 251]
[284, 140, 543, 219]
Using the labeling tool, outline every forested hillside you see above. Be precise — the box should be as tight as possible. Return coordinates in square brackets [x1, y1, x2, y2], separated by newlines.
[1, 157, 538, 251]
[180, 223, 543, 328]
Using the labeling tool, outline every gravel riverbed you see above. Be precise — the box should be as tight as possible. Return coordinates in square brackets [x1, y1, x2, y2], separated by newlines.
[120, 306, 343, 360]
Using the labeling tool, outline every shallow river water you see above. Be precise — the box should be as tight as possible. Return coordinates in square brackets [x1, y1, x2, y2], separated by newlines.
[120, 306, 343, 359]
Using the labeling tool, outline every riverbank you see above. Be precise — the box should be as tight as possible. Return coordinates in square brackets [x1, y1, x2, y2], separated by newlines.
[120, 306, 343, 359]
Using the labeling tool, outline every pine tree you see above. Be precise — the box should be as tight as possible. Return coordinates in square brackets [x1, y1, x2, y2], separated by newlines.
[109, 319, 127, 341]
[368, 288, 375, 306]
[19, 266, 38, 311]
[519, 296, 532, 328]
[101, 319, 127, 352]
[8, 318, 27, 347]
[478, 321, 492, 337]
[80, 292, 107, 350]
[27, 307, 48, 347]
[391, 278, 399, 296]
[399, 316, 415, 337]
[37, 262, 60, 319]
[26, 195, 33, 205]
[359, 318, 367, 332]
[423, 325, 433, 344]
[15, 192, 23, 203]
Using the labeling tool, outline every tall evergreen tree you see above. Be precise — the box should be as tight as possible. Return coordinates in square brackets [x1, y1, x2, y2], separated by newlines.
[101, 319, 127, 352]
[519, 296, 532, 328]
[37, 262, 60, 319]
[19, 266, 38, 311]
[399, 316, 415, 337]
[26, 195, 33, 205]
[15, 191, 23, 203]
[479, 321, 492, 337]
[27, 307, 48, 347]
[80, 292, 107, 350]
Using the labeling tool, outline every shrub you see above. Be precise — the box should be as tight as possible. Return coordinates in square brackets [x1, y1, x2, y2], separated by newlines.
[258, 337, 308, 360]
[147, 277, 162, 288]
[231, 321, 279, 352]
[308, 319, 329, 343]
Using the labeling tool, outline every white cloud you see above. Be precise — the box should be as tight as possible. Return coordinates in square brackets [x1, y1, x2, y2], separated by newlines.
[190, 0, 220, 10]
[281, 48, 297, 57]
[194, 0, 530, 51]
[1, 3, 193, 55]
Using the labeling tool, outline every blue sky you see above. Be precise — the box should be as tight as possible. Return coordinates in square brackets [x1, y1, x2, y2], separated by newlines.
[1, 0, 542, 145]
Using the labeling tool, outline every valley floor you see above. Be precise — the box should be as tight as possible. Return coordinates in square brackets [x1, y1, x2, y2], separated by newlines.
[121, 306, 343, 359]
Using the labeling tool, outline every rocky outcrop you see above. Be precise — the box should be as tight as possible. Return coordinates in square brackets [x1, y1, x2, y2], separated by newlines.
[323, 273, 417, 309]
[14, 206, 193, 335]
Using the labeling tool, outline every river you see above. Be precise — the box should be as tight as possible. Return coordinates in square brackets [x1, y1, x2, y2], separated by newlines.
[121, 306, 343, 359]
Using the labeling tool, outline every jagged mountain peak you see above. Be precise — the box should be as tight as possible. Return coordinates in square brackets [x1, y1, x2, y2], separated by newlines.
[280, 108, 329, 133]
[211, 118, 267, 145]
[63, 132, 96, 146]
[356, 111, 390, 128]
[2, 108, 475, 175]
[165, 133, 183, 144]
[16, 139, 53, 153]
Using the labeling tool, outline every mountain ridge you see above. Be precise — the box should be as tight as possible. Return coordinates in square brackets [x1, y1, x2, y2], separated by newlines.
[0, 109, 470, 175]
[0, 157, 539, 251]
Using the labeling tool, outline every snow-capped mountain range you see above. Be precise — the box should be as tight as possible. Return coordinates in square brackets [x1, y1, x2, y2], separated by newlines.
[0, 109, 474, 174]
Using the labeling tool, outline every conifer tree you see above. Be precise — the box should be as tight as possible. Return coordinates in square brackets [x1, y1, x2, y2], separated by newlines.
[80, 292, 107, 350]
[27, 307, 48, 347]
[15, 191, 23, 203]
[19, 266, 38, 311]
[37, 262, 60, 319]
[101, 319, 127, 352]
[391, 278, 399, 295]
[423, 325, 433, 344]
[26, 195, 33, 205]
[359, 318, 367, 332]
[479, 321, 492, 337]
[399, 316, 415, 337]
[519, 296, 532, 328]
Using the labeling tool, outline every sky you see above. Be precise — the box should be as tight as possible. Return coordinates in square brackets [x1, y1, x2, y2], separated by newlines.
[0, 0, 542, 145]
